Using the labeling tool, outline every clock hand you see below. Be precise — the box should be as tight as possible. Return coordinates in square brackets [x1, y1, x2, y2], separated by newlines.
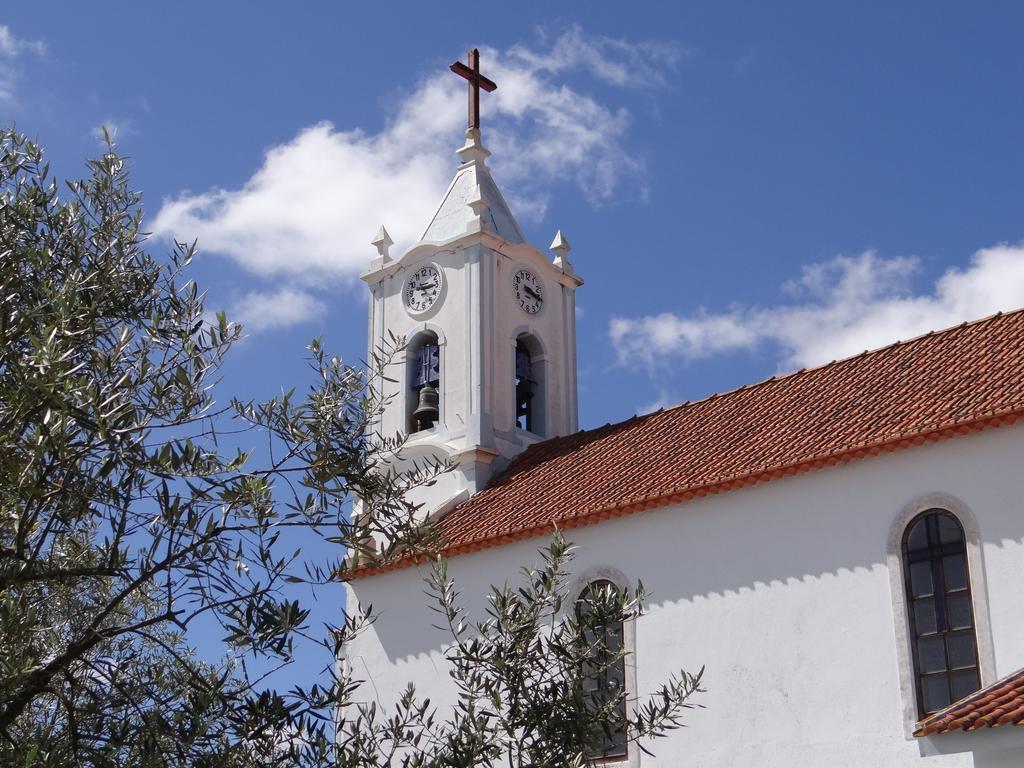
[524, 286, 541, 301]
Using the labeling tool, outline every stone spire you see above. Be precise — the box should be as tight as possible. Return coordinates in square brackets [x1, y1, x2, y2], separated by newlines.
[417, 128, 525, 245]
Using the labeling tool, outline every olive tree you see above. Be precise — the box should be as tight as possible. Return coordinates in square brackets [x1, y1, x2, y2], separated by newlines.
[0, 129, 702, 767]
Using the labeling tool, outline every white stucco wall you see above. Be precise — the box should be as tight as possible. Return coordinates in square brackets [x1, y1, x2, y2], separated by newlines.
[344, 423, 1024, 767]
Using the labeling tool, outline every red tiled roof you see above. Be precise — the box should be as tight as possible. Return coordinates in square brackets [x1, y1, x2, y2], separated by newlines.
[348, 309, 1024, 579]
[916, 667, 1024, 736]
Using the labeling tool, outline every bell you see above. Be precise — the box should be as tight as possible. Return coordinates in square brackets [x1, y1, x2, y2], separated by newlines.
[413, 383, 440, 431]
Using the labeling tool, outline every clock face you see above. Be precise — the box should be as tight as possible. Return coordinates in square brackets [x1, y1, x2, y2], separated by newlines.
[404, 264, 443, 314]
[513, 269, 544, 315]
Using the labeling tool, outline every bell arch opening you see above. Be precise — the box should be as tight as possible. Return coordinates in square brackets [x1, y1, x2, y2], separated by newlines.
[407, 331, 441, 434]
[515, 334, 546, 437]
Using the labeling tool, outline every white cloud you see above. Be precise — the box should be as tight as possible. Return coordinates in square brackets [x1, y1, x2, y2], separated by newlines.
[0, 69, 15, 102]
[227, 288, 325, 333]
[637, 390, 678, 415]
[0, 26, 45, 58]
[151, 27, 683, 281]
[91, 118, 137, 144]
[0, 25, 45, 103]
[610, 245, 1024, 371]
[153, 121, 449, 280]
[510, 26, 688, 88]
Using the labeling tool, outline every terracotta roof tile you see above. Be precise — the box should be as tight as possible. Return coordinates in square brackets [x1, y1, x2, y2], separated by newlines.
[349, 309, 1024, 579]
[915, 667, 1024, 736]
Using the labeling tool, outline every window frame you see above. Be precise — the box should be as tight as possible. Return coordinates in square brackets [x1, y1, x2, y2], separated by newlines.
[576, 579, 628, 762]
[901, 509, 980, 718]
[886, 493, 995, 738]
[568, 567, 639, 768]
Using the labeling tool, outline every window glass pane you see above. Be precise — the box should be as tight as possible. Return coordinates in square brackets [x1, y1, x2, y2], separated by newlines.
[950, 669, 980, 703]
[947, 593, 973, 630]
[910, 561, 934, 597]
[904, 511, 978, 719]
[578, 580, 626, 761]
[922, 674, 950, 714]
[914, 597, 938, 635]
[946, 632, 977, 670]
[906, 519, 929, 552]
[608, 698, 628, 757]
[606, 627, 623, 653]
[607, 674, 623, 695]
[608, 733, 627, 757]
[943, 554, 967, 591]
[938, 514, 964, 545]
[917, 636, 946, 674]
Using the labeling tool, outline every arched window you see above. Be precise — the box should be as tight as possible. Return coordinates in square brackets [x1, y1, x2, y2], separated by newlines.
[576, 580, 627, 760]
[407, 332, 440, 433]
[514, 335, 545, 436]
[902, 510, 980, 717]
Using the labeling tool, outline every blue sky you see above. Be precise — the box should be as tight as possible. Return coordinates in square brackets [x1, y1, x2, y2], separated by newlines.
[4, 0, 1024, 712]
[4, 3, 1024, 426]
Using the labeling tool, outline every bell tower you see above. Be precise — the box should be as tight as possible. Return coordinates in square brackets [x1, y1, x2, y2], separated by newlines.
[360, 50, 583, 517]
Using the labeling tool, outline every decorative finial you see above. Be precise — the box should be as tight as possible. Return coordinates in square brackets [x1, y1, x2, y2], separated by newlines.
[450, 48, 497, 132]
[550, 230, 573, 271]
[456, 128, 492, 167]
[371, 225, 393, 262]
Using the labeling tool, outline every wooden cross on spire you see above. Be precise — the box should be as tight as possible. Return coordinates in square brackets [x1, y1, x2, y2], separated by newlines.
[450, 48, 497, 131]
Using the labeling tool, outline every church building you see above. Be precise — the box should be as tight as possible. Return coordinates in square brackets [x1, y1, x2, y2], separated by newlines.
[343, 51, 1024, 767]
